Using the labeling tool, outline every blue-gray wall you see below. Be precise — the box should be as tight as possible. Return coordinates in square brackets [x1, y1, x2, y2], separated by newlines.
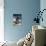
[4, 0, 40, 42]
[40, 0, 46, 27]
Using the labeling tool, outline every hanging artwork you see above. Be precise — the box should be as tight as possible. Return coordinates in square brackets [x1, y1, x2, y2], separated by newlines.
[13, 14, 22, 25]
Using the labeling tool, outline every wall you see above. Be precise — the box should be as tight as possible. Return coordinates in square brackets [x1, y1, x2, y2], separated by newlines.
[4, 0, 40, 42]
[40, 0, 46, 26]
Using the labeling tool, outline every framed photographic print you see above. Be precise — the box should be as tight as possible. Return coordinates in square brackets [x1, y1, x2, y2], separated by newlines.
[13, 14, 22, 25]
